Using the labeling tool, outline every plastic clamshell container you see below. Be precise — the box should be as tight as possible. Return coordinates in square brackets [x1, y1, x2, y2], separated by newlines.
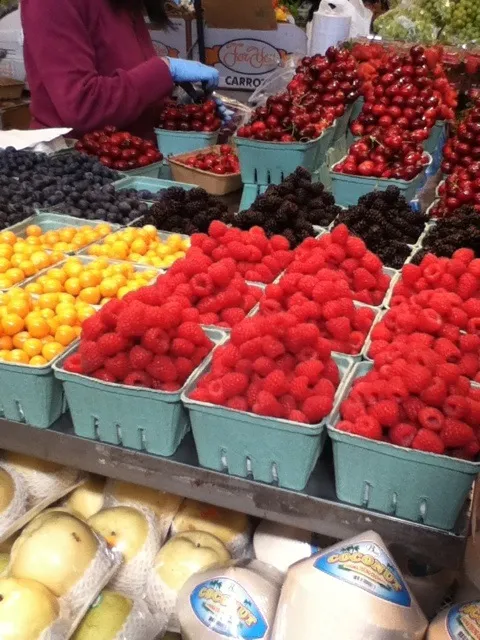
[53, 329, 227, 457]
[112, 175, 196, 199]
[182, 353, 354, 491]
[328, 362, 480, 530]
[233, 122, 336, 186]
[0, 349, 69, 429]
[6, 211, 120, 237]
[168, 146, 243, 196]
[155, 129, 219, 159]
[330, 154, 432, 207]
[332, 101, 357, 144]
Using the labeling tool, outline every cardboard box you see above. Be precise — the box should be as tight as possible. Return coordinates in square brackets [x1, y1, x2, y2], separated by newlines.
[149, 17, 198, 60]
[204, 24, 307, 90]
[202, 0, 277, 31]
[0, 54, 26, 84]
[0, 98, 30, 130]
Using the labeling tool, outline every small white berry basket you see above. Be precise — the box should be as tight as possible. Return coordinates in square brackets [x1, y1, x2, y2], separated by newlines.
[182, 351, 354, 491]
[328, 361, 480, 530]
[53, 328, 227, 457]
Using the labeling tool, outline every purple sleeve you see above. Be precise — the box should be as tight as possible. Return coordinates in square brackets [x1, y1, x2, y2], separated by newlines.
[22, 0, 174, 130]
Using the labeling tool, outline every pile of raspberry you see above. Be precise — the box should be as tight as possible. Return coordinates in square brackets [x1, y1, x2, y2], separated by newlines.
[190, 221, 293, 284]
[337, 342, 480, 459]
[189, 313, 340, 424]
[63, 297, 214, 392]
[369, 294, 480, 383]
[392, 250, 480, 310]
[149, 255, 263, 328]
[287, 225, 391, 306]
[259, 269, 376, 355]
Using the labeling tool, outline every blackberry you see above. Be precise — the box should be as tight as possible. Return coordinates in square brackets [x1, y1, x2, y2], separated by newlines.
[421, 207, 480, 259]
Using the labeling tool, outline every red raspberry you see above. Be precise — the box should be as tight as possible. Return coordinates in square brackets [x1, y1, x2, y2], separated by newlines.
[337, 420, 355, 433]
[270, 235, 290, 251]
[443, 395, 469, 420]
[262, 370, 289, 397]
[99, 299, 127, 330]
[221, 308, 246, 327]
[92, 369, 117, 383]
[420, 378, 448, 407]
[404, 365, 432, 394]
[129, 345, 153, 370]
[64, 353, 82, 374]
[116, 301, 149, 338]
[142, 328, 170, 355]
[418, 407, 444, 431]
[290, 376, 310, 403]
[209, 220, 228, 239]
[458, 273, 478, 300]
[369, 399, 399, 427]
[361, 252, 383, 274]
[178, 322, 209, 346]
[463, 298, 480, 319]
[286, 324, 320, 352]
[345, 236, 367, 258]
[389, 423, 417, 447]
[401, 263, 421, 286]
[289, 410, 308, 423]
[403, 397, 425, 422]
[353, 268, 377, 292]
[302, 395, 333, 423]
[467, 318, 480, 334]
[412, 429, 445, 455]
[95, 333, 128, 358]
[253, 391, 283, 418]
[435, 338, 461, 363]
[459, 334, 480, 353]
[224, 396, 248, 412]
[253, 357, 276, 377]
[207, 380, 226, 404]
[124, 371, 152, 388]
[441, 419, 475, 448]
[331, 224, 349, 246]
[453, 248, 475, 264]
[104, 352, 130, 381]
[208, 262, 231, 288]
[81, 314, 108, 342]
[79, 340, 105, 375]
[325, 317, 351, 342]
[147, 356, 178, 383]
[436, 363, 460, 385]
[295, 360, 325, 384]
[459, 353, 480, 378]
[175, 357, 195, 381]
[323, 359, 340, 386]
[349, 416, 382, 440]
[222, 372, 249, 399]
[341, 399, 366, 421]
[170, 338, 195, 358]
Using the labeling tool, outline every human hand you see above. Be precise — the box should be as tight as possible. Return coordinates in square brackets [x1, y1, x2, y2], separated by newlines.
[166, 58, 219, 90]
[214, 96, 234, 123]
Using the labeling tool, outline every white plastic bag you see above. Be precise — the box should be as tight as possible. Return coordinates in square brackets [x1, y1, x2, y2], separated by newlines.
[308, 0, 371, 54]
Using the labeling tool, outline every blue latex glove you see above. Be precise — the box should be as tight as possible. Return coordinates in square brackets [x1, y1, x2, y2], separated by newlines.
[167, 58, 219, 91]
[214, 96, 234, 123]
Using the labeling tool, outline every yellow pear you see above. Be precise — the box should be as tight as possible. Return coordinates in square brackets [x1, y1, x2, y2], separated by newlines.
[0, 553, 9, 574]
[0, 577, 59, 639]
[0, 468, 15, 515]
[88, 507, 148, 562]
[154, 531, 230, 592]
[72, 590, 133, 640]
[173, 500, 249, 548]
[10, 511, 98, 597]
[5, 453, 63, 476]
[66, 476, 105, 520]
[107, 480, 182, 522]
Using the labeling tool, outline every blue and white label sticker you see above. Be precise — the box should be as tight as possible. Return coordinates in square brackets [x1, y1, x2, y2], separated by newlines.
[446, 602, 480, 639]
[190, 578, 268, 639]
[314, 540, 411, 608]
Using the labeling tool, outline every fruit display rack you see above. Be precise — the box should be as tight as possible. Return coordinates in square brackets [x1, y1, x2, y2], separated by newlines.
[0, 415, 469, 570]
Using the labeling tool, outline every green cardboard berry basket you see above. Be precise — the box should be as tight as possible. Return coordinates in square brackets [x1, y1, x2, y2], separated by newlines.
[328, 362, 480, 530]
[154, 129, 219, 159]
[182, 353, 354, 491]
[330, 154, 432, 207]
[0, 349, 70, 429]
[233, 121, 336, 186]
[53, 329, 227, 457]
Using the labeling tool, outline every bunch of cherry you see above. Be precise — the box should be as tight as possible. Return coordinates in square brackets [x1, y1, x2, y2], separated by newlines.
[237, 47, 360, 143]
[351, 45, 451, 140]
[334, 127, 430, 180]
[441, 103, 480, 175]
[75, 128, 162, 171]
[180, 145, 240, 175]
[158, 98, 222, 133]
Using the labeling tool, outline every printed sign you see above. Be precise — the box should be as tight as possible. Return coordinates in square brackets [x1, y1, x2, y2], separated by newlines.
[447, 602, 480, 639]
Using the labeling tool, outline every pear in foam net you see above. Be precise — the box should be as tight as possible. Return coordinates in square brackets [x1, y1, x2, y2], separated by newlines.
[104, 479, 182, 541]
[9, 510, 99, 598]
[172, 499, 250, 558]
[0, 577, 60, 640]
[4, 453, 78, 507]
[65, 475, 105, 520]
[427, 600, 480, 638]
[88, 506, 161, 599]
[271, 530, 428, 640]
[0, 553, 9, 574]
[72, 589, 155, 640]
[0, 466, 27, 539]
[146, 531, 231, 632]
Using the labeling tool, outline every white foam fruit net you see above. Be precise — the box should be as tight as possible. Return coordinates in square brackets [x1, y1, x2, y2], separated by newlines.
[117, 597, 164, 640]
[0, 465, 28, 539]
[4, 462, 79, 508]
[104, 480, 182, 543]
[62, 535, 120, 620]
[107, 511, 162, 600]
[170, 521, 251, 561]
[145, 572, 179, 634]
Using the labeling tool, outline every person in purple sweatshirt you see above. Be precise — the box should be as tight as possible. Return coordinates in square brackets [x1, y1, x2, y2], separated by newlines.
[20, 0, 219, 138]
